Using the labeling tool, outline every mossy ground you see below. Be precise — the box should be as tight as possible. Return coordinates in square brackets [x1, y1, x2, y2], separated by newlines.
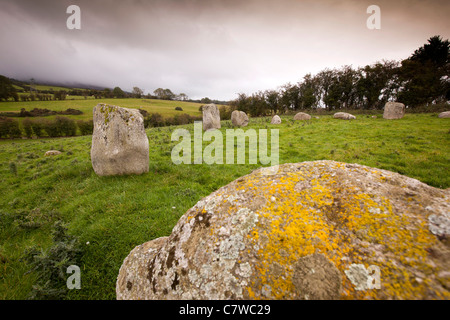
[0, 113, 449, 299]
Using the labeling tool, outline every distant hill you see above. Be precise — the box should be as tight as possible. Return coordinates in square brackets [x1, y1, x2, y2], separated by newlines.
[9, 78, 108, 92]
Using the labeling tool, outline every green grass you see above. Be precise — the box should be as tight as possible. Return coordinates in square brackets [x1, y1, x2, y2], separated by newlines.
[0, 98, 204, 121]
[0, 113, 449, 299]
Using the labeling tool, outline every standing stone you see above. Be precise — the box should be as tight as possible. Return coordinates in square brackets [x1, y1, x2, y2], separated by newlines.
[293, 112, 311, 121]
[91, 104, 149, 176]
[383, 102, 405, 119]
[438, 111, 450, 118]
[202, 104, 221, 131]
[333, 112, 356, 120]
[271, 115, 282, 124]
[231, 110, 249, 127]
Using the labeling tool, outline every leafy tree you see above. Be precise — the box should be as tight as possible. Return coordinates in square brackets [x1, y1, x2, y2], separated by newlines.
[249, 91, 270, 117]
[147, 112, 164, 127]
[411, 35, 449, 66]
[264, 90, 280, 114]
[280, 83, 301, 111]
[200, 97, 212, 104]
[315, 69, 335, 110]
[398, 36, 449, 107]
[103, 88, 113, 98]
[0, 75, 18, 101]
[55, 116, 77, 136]
[0, 117, 21, 138]
[153, 88, 175, 100]
[230, 93, 250, 115]
[77, 120, 94, 135]
[22, 118, 33, 138]
[30, 119, 45, 137]
[355, 61, 400, 109]
[113, 86, 126, 98]
[54, 90, 67, 101]
[132, 87, 143, 98]
[178, 93, 188, 101]
[298, 74, 319, 109]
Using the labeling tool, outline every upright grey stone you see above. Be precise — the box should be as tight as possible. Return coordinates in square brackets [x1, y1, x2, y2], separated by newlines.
[383, 102, 405, 119]
[438, 111, 450, 118]
[202, 104, 221, 131]
[91, 104, 149, 176]
[231, 110, 249, 127]
[293, 112, 311, 121]
[333, 112, 356, 120]
[271, 115, 282, 124]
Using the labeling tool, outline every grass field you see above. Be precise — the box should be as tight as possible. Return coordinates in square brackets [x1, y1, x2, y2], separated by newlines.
[0, 113, 449, 299]
[0, 98, 205, 121]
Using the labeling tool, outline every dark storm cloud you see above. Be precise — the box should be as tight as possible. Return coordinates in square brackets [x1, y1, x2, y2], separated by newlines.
[1, 0, 449, 100]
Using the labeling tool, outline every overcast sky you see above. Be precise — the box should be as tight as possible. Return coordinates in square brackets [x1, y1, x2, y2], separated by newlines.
[0, 0, 449, 100]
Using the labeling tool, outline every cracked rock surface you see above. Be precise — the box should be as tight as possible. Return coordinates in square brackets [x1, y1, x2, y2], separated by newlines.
[91, 104, 149, 176]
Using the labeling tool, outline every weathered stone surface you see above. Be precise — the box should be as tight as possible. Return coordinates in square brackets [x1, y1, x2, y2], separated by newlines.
[383, 102, 405, 119]
[44, 150, 62, 156]
[91, 104, 149, 176]
[270, 115, 282, 124]
[231, 110, 249, 127]
[116, 160, 450, 300]
[293, 112, 311, 121]
[292, 253, 342, 300]
[438, 111, 450, 118]
[333, 112, 356, 120]
[116, 237, 168, 300]
[202, 104, 221, 131]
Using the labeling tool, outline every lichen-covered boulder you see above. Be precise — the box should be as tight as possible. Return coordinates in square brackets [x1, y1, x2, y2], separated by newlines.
[333, 112, 356, 120]
[293, 112, 311, 121]
[270, 115, 281, 124]
[44, 150, 62, 156]
[383, 102, 405, 119]
[438, 111, 450, 118]
[116, 161, 450, 300]
[91, 104, 149, 176]
[202, 104, 221, 131]
[231, 110, 249, 127]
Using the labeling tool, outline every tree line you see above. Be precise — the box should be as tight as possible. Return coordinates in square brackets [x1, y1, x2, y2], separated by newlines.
[0, 116, 93, 139]
[230, 36, 449, 116]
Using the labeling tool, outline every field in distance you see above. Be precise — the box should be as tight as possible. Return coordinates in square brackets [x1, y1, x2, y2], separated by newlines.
[0, 98, 205, 121]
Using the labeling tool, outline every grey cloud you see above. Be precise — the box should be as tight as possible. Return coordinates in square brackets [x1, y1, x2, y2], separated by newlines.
[1, 0, 449, 100]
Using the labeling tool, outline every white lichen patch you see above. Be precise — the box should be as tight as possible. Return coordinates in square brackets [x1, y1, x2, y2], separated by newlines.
[237, 262, 252, 278]
[205, 195, 223, 213]
[344, 264, 370, 291]
[428, 214, 450, 236]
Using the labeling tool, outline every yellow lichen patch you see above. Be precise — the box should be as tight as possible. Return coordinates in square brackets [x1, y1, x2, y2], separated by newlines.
[244, 163, 443, 300]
